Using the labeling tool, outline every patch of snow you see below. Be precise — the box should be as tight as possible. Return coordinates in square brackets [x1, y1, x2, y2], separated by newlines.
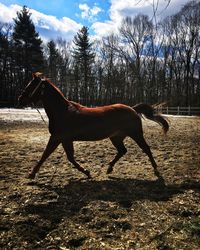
[0, 108, 48, 122]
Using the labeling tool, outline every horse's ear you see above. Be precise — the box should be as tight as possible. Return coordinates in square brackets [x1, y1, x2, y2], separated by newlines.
[32, 72, 43, 78]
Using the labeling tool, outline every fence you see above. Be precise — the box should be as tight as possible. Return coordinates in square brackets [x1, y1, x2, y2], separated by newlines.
[155, 106, 200, 116]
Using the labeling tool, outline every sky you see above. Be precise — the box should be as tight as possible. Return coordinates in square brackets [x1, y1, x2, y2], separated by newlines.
[0, 0, 192, 42]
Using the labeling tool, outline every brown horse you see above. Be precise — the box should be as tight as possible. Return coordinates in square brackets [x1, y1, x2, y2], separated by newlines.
[18, 72, 169, 179]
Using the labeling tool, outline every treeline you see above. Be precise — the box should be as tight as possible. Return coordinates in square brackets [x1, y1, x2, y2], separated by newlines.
[0, 1, 200, 107]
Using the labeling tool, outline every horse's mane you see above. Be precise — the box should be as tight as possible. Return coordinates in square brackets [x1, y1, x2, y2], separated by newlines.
[45, 78, 65, 98]
[45, 77, 84, 109]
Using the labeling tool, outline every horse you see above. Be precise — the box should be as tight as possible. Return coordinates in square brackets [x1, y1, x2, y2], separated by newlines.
[18, 72, 169, 180]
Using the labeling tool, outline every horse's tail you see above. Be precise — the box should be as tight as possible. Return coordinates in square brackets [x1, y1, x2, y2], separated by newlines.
[133, 103, 169, 134]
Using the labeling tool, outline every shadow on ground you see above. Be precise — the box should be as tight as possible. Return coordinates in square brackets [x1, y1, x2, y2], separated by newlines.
[23, 176, 200, 223]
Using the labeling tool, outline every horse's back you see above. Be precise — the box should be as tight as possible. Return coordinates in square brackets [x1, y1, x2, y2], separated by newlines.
[78, 103, 142, 132]
[79, 103, 137, 117]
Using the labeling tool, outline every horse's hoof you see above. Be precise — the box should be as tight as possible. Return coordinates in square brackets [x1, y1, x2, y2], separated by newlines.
[106, 166, 113, 174]
[84, 170, 91, 179]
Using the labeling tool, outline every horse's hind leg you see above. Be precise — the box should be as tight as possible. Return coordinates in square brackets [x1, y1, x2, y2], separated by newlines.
[62, 140, 91, 178]
[130, 133, 161, 178]
[107, 136, 127, 174]
[28, 136, 60, 179]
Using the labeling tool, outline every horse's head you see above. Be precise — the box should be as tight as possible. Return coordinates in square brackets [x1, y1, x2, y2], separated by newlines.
[18, 72, 45, 106]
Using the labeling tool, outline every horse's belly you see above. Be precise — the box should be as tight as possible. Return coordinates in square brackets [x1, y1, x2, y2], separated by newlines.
[73, 135, 106, 141]
[72, 128, 120, 141]
[72, 132, 111, 141]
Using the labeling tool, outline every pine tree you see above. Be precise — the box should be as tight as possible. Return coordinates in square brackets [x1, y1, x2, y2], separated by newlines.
[12, 6, 43, 81]
[0, 23, 11, 104]
[46, 40, 60, 83]
[72, 26, 95, 105]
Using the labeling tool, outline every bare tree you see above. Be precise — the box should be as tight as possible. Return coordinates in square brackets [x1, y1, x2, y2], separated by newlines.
[120, 14, 153, 102]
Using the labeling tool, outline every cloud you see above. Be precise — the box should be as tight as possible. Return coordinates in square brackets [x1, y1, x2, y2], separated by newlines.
[0, 3, 81, 42]
[0, 3, 21, 22]
[109, 0, 191, 22]
[0, 1, 192, 42]
[91, 0, 191, 38]
[30, 9, 81, 42]
[92, 20, 118, 38]
[91, 0, 153, 38]
[79, 3, 90, 19]
[79, 3, 102, 22]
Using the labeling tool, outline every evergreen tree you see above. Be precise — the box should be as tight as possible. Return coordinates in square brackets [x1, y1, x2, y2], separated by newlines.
[72, 26, 95, 104]
[12, 6, 43, 82]
[0, 23, 11, 104]
[46, 40, 60, 83]
[46, 39, 69, 93]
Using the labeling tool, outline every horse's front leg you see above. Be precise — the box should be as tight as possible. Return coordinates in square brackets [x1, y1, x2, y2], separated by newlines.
[28, 136, 60, 179]
[62, 140, 91, 178]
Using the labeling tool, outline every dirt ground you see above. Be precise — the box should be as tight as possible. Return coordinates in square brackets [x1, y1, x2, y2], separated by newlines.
[0, 113, 200, 249]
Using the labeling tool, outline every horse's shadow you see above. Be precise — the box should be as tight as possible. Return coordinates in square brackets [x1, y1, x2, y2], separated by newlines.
[19, 176, 200, 246]
[24, 176, 200, 223]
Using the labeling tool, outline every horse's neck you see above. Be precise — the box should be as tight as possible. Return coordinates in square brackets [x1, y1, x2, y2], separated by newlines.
[42, 82, 70, 118]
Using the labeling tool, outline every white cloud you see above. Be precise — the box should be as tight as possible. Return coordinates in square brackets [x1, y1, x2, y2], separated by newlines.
[91, 6, 102, 16]
[79, 3, 90, 19]
[0, 3, 81, 42]
[0, 1, 192, 42]
[92, 20, 118, 38]
[0, 3, 20, 22]
[79, 3, 102, 22]
[91, 0, 152, 38]
[109, 0, 191, 22]
[92, 0, 191, 38]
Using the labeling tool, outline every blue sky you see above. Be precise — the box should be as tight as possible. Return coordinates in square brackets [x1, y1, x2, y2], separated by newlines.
[0, 0, 191, 42]
[0, 0, 110, 24]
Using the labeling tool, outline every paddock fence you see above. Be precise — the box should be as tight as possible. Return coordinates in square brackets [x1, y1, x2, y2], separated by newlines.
[155, 106, 200, 116]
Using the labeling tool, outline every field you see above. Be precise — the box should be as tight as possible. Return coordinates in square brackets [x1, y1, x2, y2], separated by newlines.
[0, 109, 200, 249]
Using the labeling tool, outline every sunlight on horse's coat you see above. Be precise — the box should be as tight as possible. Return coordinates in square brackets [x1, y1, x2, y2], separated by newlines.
[18, 73, 169, 180]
